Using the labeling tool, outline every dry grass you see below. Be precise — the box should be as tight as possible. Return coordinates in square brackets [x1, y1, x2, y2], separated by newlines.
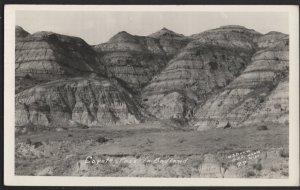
[15, 122, 288, 177]
[16, 122, 288, 156]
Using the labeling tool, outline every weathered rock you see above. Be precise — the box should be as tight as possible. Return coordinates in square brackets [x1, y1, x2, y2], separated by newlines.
[14, 25, 290, 130]
[191, 25, 261, 38]
[94, 29, 190, 93]
[149, 27, 191, 56]
[243, 78, 289, 125]
[15, 77, 143, 127]
[93, 31, 166, 93]
[15, 25, 30, 39]
[254, 31, 288, 49]
[142, 25, 260, 120]
[193, 33, 289, 130]
[15, 29, 105, 80]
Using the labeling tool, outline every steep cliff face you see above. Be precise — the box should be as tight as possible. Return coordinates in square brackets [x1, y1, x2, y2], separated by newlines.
[93, 29, 190, 93]
[15, 77, 143, 127]
[142, 26, 261, 120]
[15, 28, 105, 80]
[193, 33, 289, 130]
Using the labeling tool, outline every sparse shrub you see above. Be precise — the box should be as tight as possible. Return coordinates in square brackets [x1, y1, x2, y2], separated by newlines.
[178, 137, 185, 143]
[68, 134, 73, 137]
[279, 149, 289, 158]
[167, 161, 175, 167]
[281, 171, 289, 176]
[33, 141, 43, 148]
[257, 125, 268, 131]
[252, 163, 262, 171]
[134, 154, 141, 159]
[274, 103, 281, 109]
[146, 138, 153, 144]
[118, 162, 129, 169]
[214, 137, 222, 141]
[82, 125, 89, 129]
[96, 136, 109, 144]
[270, 165, 278, 172]
[26, 139, 32, 145]
[223, 146, 230, 150]
[259, 96, 265, 103]
[246, 170, 256, 177]
[24, 74, 31, 79]
[170, 117, 187, 127]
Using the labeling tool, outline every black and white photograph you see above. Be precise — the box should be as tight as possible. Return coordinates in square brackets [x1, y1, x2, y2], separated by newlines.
[3, 5, 299, 186]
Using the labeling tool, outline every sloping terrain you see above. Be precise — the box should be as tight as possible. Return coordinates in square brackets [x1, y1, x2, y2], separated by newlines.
[193, 33, 289, 130]
[14, 25, 290, 178]
[15, 26, 105, 80]
[142, 25, 261, 120]
[254, 31, 288, 49]
[149, 27, 191, 56]
[93, 29, 190, 94]
[15, 76, 144, 128]
[15, 25, 30, 39]
[243, 78, 288, 126]
[15, 25, 289, 129]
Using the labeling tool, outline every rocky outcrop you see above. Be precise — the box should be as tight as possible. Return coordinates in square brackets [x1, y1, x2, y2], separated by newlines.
[16, 26, 30, 39]
[14, 25, 289, 129]
[149, 27, 191, 56]
[15, 76, 143, 127]
[243, 78, 288, 125]
[190, 25, 261, 41]
[142, 25, 261, 120]
[193, 33, 289, 130]
[93, 31, 167, 93]
[93, 29, 190, 93]
[15, 28, 105, 80]
[254, 31, 288, 49]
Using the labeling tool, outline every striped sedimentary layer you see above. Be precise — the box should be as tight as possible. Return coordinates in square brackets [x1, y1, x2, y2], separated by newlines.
[254, 31, 289, 49]
[15, 27, 105, 80]
[15, 77, 143, 127]
[243, 78, 288, 125]
[193, 33, 289, 130]
[149, 27, 191, 56]
[16, 26, 30, 39]
[142, 26, 261, 120]
[94, 29, 190, 93]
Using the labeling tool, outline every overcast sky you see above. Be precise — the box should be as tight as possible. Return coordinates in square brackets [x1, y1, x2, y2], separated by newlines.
[16, 11, 289, 45]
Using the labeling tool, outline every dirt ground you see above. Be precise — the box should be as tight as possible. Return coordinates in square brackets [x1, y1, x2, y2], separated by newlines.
[15, 121, 289, 178]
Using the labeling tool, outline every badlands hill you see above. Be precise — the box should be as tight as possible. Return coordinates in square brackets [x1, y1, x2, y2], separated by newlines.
[193, 33, 289, 130]
[15, 26, 106, 93]
[93, 29, 191, 94]
[15, 25, 289, 130]
[142, 25, 261, 120]
[16, 76, 144, 127]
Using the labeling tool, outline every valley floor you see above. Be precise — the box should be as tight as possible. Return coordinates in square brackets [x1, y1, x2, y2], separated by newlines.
[15, 122, 289, 178]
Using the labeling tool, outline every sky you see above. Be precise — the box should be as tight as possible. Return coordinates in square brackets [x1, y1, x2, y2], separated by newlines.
[16, 11, 289, 45]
